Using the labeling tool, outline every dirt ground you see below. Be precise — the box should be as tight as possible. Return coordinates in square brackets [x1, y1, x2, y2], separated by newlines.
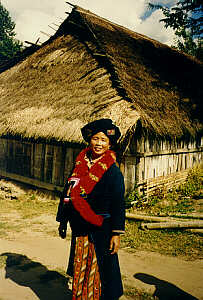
[0, 213, 202, 300]
[0, 178, 203, 300]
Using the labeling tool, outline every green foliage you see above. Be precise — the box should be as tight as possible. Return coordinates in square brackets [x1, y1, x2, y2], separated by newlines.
[0, 2, 23, 63]
[148, 0, 203, 61]
[178, 166, 203, 196]
[127, 165, 203, 215]
[125, 183, 147, 209]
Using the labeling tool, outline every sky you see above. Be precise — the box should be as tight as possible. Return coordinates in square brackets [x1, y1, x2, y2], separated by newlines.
[1, 0, 178, 46]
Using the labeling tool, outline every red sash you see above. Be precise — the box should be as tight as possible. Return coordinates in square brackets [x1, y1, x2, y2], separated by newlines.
[66, 147, 116, 226]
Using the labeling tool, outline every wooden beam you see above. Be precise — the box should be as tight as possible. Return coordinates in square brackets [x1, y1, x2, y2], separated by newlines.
[40, 31, 52, 38]
[48, 25, 57, 31]
[159, 212, 203, 220]
[24, 41, 40, 47]
[52, 23, 60, 27]
[68, 20, 86, 30]
[136, 147, 203, 158]
[66, 1, 76, 7]
[0, 170, 63, 193]
[93, 53, 107, 57]
[141, 220, 203, 230]
[126, 213, 178, 223]
[35, 37, 40, 44]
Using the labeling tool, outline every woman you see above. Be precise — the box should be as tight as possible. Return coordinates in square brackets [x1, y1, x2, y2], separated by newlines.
[56, 119, 125, 300]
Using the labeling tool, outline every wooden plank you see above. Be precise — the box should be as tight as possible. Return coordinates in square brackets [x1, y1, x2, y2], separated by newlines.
[33, 144, 45, 181]
[141, 220, 203, 230]
[136, 147, 203, 158]
[64, 148, 74, 182]
[44, 144, 54, 183]
[0, 170, 63, 192]
[52, 145, 65, 186]
[126, 213, 178, 222]
[0, 139, 7, 171]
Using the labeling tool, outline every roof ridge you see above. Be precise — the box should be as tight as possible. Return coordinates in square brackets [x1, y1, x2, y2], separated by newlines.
[74, 5, 168, 48]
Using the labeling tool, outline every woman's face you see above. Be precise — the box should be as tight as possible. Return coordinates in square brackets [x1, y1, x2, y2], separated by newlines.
[90, 131, 110, 158]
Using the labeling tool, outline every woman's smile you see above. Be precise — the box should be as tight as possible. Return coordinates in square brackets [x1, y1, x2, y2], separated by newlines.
[90, 132, 110, 158]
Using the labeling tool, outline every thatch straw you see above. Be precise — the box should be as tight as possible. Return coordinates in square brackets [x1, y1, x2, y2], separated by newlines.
[0, 6, 202, 147]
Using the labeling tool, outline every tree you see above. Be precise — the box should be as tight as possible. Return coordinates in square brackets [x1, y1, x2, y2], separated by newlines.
[0, 2, 23, 64]
[148, 0, 203, 61]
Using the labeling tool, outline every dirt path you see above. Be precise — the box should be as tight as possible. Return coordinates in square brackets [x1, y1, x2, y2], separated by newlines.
[0, 223, 202, 300]
[0, 178, 202, 300]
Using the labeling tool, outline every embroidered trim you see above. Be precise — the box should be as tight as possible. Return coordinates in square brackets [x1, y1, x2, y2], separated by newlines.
[98, 162, 108, 170]
[89, 173, 99, 182]
[107, 129, 115, 135]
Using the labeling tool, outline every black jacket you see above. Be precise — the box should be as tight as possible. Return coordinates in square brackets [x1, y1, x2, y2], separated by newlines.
[56, 163, 125, 234]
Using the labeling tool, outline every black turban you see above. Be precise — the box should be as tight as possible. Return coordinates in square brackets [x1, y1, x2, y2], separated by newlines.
[81, 119, 121, 145]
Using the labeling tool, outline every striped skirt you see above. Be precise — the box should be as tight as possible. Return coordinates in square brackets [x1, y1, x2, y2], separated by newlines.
[71, 235, 101, 300]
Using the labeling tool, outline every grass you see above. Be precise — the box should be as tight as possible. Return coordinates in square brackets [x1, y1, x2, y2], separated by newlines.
[124, 285, 156, 300]
[121, 221, 203, 260]
[0, 255, 6, 268]
[0, 196, 57, 219]
[122, 165, 203, 260]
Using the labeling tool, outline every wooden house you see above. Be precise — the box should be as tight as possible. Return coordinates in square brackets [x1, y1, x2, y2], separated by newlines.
[0, 6, 202, 195]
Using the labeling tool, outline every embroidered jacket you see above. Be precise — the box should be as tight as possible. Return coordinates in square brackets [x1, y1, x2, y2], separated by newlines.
[56, 163, 125, 234]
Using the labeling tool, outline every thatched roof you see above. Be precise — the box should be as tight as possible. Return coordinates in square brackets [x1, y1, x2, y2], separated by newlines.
[0, 6, 202, 147]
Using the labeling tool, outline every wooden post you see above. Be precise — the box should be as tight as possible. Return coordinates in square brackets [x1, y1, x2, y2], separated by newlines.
[33, 144, 45, 181]
[123, 156, 136, 194]
[64, 148, 74, 183]
[0, 138, 7, 171]
[44, 144, 54, 183]
[52, 145, 65, 186]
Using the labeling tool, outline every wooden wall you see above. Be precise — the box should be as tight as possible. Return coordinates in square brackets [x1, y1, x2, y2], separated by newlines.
[0, 138, 81, 192]
[123, 136, 203, 194]
[0, 137, 202, 195]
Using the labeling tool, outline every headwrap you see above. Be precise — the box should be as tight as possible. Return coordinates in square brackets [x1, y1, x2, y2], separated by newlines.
[81, 119, 121, 145]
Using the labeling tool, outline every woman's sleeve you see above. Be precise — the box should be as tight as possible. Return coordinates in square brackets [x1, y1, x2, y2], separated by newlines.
[56, 166, 75, 223]
[110, 167, 125, 233]
[56, 181, 70, 223]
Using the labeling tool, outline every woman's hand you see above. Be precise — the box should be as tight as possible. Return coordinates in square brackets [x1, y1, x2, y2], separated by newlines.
[58, 222, 67, 239]
[109, 234, 120, 254]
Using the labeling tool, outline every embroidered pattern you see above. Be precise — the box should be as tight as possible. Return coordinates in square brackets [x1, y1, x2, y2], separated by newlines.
[89, 173, 99, 182]
[98, 162, 108, 170]
[80, 186, 87, 198]
[111, 152, 116, 161]
[107, 129, 115, 135]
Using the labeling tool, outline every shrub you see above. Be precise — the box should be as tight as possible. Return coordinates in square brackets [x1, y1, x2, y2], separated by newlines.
[126, 165, 203, 214]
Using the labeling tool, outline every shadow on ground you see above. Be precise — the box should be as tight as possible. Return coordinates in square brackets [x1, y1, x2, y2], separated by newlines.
[134, 273, 198, 300]
[1, 252, 71, 300]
